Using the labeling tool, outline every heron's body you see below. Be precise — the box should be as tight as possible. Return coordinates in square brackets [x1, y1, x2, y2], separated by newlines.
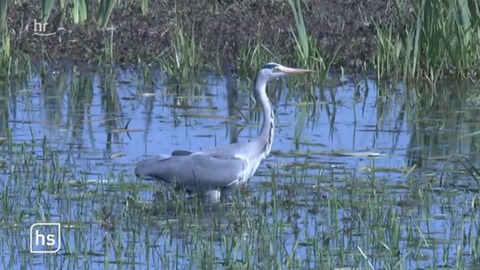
[135, 63, 312, 203]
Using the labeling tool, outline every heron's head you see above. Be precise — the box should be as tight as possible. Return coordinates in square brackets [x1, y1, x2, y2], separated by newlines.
[257, 62, 314, 82]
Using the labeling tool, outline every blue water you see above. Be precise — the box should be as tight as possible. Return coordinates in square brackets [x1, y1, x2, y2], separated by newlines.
[0, 66, 479, 269]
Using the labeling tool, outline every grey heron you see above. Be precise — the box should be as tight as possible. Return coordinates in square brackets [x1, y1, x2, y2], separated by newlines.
[135, 62, 313, 203]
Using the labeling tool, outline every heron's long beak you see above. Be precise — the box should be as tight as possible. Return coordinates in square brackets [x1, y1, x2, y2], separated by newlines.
[278, 66, 314, 74]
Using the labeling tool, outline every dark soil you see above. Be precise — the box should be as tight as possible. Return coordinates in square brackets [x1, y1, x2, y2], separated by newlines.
[6, 0, 397, 71]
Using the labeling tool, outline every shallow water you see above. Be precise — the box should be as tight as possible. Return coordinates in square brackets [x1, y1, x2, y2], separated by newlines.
[1, 65, 480, 269]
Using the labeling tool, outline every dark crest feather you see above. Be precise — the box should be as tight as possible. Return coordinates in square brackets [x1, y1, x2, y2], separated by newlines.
[261, 63, 279, 70]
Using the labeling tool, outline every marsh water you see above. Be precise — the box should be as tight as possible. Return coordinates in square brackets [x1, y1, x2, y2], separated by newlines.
[1, 64, 480, 270]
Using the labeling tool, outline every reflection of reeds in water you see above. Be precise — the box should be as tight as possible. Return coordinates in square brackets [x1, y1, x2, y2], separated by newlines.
[35, 66, 144, 155]
[42, 70, 67, 125]
[100, 68, 124, 151]
[403, 83, 480, 171]
[38, 67, 95, 152]
[67, 67, 94, 150]
[375, 82, 407, 155]
[136, 69, 157, 148]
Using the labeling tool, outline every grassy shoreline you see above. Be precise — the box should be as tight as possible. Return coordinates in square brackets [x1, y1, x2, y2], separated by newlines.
[3, 1, 390, 69]
[2, 0, 480, 82]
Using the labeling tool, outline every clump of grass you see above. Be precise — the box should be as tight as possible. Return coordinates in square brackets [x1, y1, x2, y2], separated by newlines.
[374, 22, 403, 82]
[288, 0, 337, 84]
[159, 2, 203, 84]
[238, 36, 278, 79]
[375, 0, 480, 82]
[163, 25, 201, 83]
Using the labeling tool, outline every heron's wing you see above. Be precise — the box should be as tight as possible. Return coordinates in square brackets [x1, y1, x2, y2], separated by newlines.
[197, 141, 251, 157]
[135, 152, 247, 192]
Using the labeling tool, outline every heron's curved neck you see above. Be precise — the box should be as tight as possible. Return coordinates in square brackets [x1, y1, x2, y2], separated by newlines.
[254, 79, 275, 157]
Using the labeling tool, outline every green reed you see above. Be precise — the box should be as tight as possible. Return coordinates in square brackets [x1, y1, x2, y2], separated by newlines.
[72, 0, 89, 24]
[238, 37, 278, 78]
[139, 0, 148, 14]
[41, 0, 55, 23]
[288, 0, 337, 84]
[54, 0, 68, 28]
[103, 28, 114, 64]
[0, 0, 9, 67]
[0, 32, 10, 71]
[161, 6, 202, 83]
[0, 0, 6, 34]
[13, 0, 133, 29]
[288, 0, 309, 64]
[97, 0, 115, 28]
[374, 22, 401, 82]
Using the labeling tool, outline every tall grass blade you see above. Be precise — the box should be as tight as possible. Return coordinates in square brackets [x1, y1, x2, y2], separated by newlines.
[72, 0, 89, 24]
[41, 0, 55, 24]
[0, 0, 6, 34]
[97, 0, 116, 28]
[140, 0, 148, 14]
[288, 0, 309, 64]
[0, 0, 9, 66]
[55, 0, 68, 28]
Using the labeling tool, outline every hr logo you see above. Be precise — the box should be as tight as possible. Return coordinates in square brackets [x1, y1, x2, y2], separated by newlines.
[30, 223, 61, 253]
[32, 19, 55, 36]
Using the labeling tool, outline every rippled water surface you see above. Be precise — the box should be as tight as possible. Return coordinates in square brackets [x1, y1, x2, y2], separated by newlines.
[1, 65, 480, 269]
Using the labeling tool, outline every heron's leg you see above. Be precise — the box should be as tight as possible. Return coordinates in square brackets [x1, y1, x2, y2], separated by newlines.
[202, 190, 221, 204]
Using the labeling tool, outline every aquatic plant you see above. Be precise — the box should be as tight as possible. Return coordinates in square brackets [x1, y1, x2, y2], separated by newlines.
[375, 0, 480, 82]
[288, 0, 311, 66]
[103, 28, 115, 64]
[41, 0, 55, 23]
[139, 0, 148, 14]
[71, 0, 89, 24]
[288, 0, 337, 85]
[0, 0, 9, 67]
[97, 0, 116, 28]
[238, 36, 278, 79]
[160, 2, 203, 84]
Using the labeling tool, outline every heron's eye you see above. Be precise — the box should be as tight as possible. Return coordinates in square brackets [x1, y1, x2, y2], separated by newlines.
[272, 67, 281, 73]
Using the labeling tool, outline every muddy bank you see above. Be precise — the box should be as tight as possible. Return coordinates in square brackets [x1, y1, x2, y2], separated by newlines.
[7, 0, 396, 71]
